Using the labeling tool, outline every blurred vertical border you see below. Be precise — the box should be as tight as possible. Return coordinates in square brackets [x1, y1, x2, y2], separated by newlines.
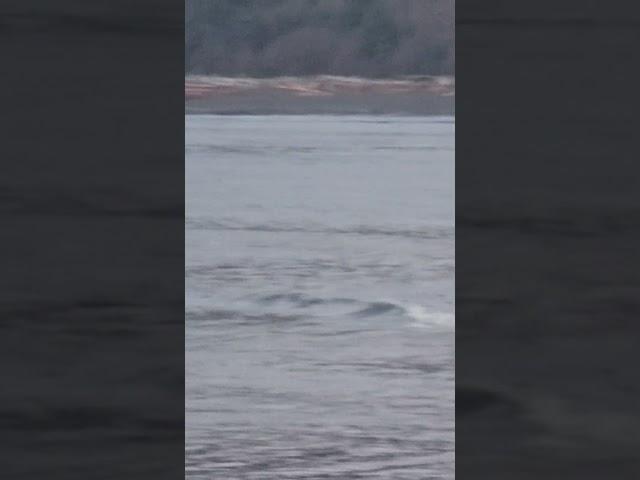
[457, 1, 640, 478]
[1, 1, 184, 478]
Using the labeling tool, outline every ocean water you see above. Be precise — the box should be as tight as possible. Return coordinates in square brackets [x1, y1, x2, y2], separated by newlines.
[186, 115, 454, 479]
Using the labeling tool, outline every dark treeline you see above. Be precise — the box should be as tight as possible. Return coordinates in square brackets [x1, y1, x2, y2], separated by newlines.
[186, 0, 454, 77]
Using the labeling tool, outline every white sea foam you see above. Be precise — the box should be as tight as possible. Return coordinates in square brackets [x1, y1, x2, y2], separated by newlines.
[404, 304, 455, 329]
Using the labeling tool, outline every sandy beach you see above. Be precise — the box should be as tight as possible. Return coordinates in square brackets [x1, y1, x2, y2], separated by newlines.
[185, 76, 455, 115]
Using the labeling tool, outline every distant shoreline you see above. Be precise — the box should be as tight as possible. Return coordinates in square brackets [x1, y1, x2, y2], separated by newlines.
[185, 75, 454, 116]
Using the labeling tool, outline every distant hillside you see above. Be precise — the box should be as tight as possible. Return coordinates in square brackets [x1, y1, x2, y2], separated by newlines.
[186, 0, 454, 77]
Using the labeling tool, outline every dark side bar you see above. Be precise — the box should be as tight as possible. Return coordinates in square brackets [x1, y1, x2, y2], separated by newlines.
[457, 1, 640, 478]
[1, 2, 184, 478]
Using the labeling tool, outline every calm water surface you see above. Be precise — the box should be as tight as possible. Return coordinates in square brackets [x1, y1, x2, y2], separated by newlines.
[186, 115, 454, 479]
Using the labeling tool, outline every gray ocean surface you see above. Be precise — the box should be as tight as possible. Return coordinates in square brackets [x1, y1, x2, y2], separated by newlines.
[186, 115, 454, 479]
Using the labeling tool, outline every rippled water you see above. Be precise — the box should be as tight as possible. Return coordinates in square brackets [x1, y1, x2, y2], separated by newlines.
[186, 115, 454, 479]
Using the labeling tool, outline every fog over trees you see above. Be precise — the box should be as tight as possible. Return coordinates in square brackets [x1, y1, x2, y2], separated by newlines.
[186, 0, 454, 77]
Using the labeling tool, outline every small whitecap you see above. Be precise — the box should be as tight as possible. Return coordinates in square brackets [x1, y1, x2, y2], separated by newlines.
[404, 305, 455, 329]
